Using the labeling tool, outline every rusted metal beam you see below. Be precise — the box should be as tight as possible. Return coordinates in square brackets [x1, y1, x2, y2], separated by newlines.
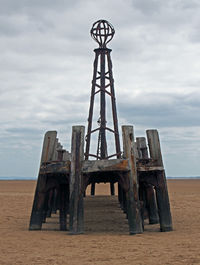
[85, 20, 121, 161]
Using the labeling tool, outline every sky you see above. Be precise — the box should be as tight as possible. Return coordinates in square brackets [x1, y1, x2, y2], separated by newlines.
[0, 0, 200, 178]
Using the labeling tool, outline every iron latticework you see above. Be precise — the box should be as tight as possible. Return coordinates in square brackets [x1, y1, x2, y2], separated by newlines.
[85, 20, 121, 161]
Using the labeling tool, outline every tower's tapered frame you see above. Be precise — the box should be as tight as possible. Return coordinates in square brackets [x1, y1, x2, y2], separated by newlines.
[85, 20, 121, 161]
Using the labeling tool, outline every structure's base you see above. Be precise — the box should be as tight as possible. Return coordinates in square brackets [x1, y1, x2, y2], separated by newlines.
[28, 127, 173, 235]
[160, 226, 173, 232]
[129, 231, 143, 235]
[29, 225, 41, 231]
[68, 231, 84, 235]
[149, 219, 159, 225]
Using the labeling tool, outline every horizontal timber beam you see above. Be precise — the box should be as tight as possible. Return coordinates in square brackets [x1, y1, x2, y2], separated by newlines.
[137, 166, 164, 172]
[39, 158, 164, 175]
[82, 159, 130, 174]
[40, 161, 70, 175]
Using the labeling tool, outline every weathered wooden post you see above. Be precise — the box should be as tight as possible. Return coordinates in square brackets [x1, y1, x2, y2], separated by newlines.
[52, 188, 58, 214]
[137, 137, 159, 224]
[136, 137, 148, 159]
[110, 183, 115, 196]
[118, 184, 123, 206]
[42, 191, 50, 222]
[46, 190, 52, 218]
[29, 131, 57, 230]
[147, 129, 173, 231]
[122, 190, 127, 214]
[91, 183, 95, 196]
[59, 184, 67, 231]
[145, 184, 159, 224]
[69, 126, 85, 234]
[122, 126, 143, 234]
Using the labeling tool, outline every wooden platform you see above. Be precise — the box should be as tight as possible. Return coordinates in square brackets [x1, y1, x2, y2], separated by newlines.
[29, 126, 173, 235]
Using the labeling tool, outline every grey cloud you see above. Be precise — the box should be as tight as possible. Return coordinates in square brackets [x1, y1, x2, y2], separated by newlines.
[132, 0, 162, 15]
[117, 92, 200, 128]
[0, 0, 79, 15]
[6, 127, 42, 135]
[0, 0, 200, 177]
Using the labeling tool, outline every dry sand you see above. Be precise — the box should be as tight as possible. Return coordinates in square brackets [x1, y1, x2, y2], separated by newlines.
[0, 179, 200, 265]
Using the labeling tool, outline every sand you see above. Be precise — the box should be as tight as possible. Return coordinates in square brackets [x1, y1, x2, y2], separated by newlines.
[0, 179, 200, 265]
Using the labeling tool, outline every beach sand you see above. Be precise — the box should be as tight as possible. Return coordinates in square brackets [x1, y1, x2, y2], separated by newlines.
[0, 179, 200, 265]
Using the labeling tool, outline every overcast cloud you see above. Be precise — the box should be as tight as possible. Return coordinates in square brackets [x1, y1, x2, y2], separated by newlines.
[0, 0, 200, 178]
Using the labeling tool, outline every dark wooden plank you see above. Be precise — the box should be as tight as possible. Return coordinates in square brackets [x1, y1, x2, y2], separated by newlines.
[40, 131, 57, 164]
[52, 138, 58, 161]
[82, 159, 130, 173]
[145, 184, 159, 224]
[110, 183, 115, 196]
[122, 126, 143, 235]
[137, 165, 164, 171]
[63, 151, 71, 161]
[59, 184, 67, 231]
[147, 129, 173, 232]
[146, 130, 163, 166]
[39, 161, 70, 175]
[91, 183, 95, 196]
[155, 171, 173, 231]
[136, 137, 148, 159]
[118, 183, 123, 207]
[69, 126, 85, 234]
[136, 136, 159, 225]
[29, 131, 57, 230]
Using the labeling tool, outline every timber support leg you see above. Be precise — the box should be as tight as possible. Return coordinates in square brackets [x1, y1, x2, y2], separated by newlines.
[59, 185, 67, 231]
[110, 182, 115, 196]
[147, 129, 172, 232]
[155, 171, 173, 231]
[69, 126, 85, 234]
[91, 183, 95, 196]
[29, 131, 57, 230]
[122, 190, 127, 214]
[47, 189, 54, 218]
[66, 184, 70, 214]
[42, 191, 49, 223]
[29, 175, 47, 230]
[122, 126, 143, 235]
[145, 184, 159, 224]
[52, 188, 58, 214]
[118, 183, 123, 205]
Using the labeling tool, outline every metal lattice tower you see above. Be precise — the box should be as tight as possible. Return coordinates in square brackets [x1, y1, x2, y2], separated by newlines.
[85, 19, 121, 161]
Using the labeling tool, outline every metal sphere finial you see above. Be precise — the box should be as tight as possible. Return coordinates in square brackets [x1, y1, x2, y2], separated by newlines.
[90, 19, 115, 48]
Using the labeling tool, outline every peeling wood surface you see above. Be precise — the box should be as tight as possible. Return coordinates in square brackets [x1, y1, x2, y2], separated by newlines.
[69, 126, 85, 234]
[122, 125, 143, 234]
[82, 159, 130, 173]
[137, 166, 164, 172]
[38, 158, 164, 176]
[40, 131, 57, 164]
[40, 161, 70, 175]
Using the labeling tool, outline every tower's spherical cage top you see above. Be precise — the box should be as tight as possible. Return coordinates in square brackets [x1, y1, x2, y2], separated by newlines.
[90, 20, 115, 48]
